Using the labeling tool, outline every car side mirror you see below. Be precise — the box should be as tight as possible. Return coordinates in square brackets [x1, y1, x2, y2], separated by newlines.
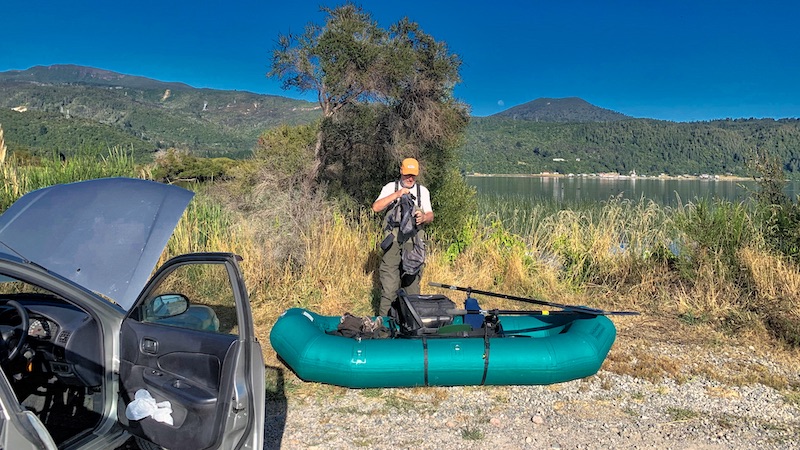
[144, 294, 190, 321]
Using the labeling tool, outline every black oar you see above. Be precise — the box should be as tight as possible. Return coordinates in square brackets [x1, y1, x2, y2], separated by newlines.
[447, 308, 590, 316]
[430, 282, 639, 316]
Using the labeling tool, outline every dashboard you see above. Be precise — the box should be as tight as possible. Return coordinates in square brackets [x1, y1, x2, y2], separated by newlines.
[0, 295, 102, 387]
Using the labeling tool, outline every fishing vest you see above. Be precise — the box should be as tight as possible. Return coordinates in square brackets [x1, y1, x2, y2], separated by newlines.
[382, 181, 427, 275]
[384, 181, 422, 236]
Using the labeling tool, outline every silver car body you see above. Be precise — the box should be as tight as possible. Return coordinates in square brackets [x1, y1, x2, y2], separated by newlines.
[0, 178, 264, 449]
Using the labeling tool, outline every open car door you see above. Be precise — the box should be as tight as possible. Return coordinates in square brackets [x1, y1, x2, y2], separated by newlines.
[119, 253, 264, 450]
[0, 368, 58, 450]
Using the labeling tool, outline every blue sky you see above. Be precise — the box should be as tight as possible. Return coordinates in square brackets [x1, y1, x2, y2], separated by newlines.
[2, 0, 798, 122]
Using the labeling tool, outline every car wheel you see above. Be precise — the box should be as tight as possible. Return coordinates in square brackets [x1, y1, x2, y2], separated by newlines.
[134, 436, 167, 450]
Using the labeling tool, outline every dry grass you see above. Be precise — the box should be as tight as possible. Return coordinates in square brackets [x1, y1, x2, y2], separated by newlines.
[739, 245, 800, 345]
[155, 183, 800, 391]
[6, 148, 796, 392]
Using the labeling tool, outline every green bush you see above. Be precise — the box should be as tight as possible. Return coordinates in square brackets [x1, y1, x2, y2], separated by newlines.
[750, 148, 800, 262]
[1, 147, 140, 210]
[429, 169, 477, 247]
[152, 148, 240, 183]
[674, 199, 753, 279]
[252, 123, 316, 183]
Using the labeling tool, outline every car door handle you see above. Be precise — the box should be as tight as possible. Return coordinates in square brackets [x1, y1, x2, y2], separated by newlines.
[141, 338, 159, 354]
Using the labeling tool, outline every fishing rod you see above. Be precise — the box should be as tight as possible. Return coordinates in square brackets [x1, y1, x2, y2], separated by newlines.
[430, 282, 639, 316]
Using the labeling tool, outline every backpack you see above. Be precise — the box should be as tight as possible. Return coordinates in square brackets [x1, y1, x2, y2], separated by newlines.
[329, 313, 391, 339]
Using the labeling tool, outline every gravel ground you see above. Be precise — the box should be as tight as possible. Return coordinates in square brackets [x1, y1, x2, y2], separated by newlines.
[124, 364, 799, 450]
[265, 371, 799, 450]
[123, 318, 799, 450]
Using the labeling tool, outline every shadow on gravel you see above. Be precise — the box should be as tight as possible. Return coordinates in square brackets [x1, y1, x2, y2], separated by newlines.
[264, 365, 288, 450]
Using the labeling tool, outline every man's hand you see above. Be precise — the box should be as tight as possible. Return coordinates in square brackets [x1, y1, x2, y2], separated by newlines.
[372, 187, 411, 213]
[414, 210, 434, 225]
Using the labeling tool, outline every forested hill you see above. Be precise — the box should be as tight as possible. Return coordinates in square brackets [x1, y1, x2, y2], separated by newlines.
[0, 65, 320, 159]
[460, 116, 800, 176]
[2, 65, 799, 177]
[492, 97, 631, 122]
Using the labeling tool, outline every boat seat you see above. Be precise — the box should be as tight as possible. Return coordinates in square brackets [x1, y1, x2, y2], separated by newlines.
[396, 290, 456, 335]
[464, 297, 484, 329]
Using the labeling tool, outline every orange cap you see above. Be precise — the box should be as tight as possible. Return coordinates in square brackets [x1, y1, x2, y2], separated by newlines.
[400, 158, 419, 175]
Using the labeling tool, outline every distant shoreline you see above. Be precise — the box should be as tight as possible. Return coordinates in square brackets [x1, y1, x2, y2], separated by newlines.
[467, 173, 754, 182]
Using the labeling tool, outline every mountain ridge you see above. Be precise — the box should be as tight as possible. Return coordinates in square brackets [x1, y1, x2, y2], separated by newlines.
[0, 64, 196, 91]
[492, 97, 632, 122]
[2, 65, 630, 122]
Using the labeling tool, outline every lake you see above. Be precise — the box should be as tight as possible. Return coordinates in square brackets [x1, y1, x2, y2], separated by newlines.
[466, 175, 799, 207]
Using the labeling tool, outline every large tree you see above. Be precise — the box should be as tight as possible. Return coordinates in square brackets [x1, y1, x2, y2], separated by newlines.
[269, 3, 469, 203]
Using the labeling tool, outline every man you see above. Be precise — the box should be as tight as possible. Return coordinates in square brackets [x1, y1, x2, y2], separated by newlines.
[372, 158, 434, 316]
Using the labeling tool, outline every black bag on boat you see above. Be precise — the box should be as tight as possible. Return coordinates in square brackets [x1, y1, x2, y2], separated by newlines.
[396, 290, 456, 335]
[331, 313, 390, 339]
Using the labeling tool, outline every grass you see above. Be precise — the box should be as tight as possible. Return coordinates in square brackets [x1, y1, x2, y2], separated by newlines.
[783, 389, 800, 406]
[460, 425, 484, 441]
[666, 406, 699, 421]
[0, 125, 7, 166]
[360, 388, 383, 398]
[0, 146, 140, 209]
[459, 408, 487, 441]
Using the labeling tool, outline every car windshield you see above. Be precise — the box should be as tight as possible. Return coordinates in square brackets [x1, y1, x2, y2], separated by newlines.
[0, 274, 119, 306]
[0, 275, 54, 296]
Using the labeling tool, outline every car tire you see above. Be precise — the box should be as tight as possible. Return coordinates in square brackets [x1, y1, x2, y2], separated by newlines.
[134, 436, 167, 450]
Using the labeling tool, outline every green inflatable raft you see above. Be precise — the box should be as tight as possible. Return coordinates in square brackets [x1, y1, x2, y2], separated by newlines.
[270, 290, 619, 388]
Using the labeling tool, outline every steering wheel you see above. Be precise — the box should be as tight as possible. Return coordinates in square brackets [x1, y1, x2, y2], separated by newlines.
[0, 300, 29, 363]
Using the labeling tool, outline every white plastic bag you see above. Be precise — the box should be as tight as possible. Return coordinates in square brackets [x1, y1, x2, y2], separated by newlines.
[125, 389, 174, 425]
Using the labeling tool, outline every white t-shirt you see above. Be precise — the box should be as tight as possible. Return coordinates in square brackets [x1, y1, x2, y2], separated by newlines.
[376, 181, 432, 213]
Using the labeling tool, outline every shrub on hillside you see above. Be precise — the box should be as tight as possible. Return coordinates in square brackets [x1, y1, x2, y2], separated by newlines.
[152, 148, 239, 183]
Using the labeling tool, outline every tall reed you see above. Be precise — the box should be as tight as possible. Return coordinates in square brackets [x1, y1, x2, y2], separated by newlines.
[0, 146, 140, 209]
[0, 125, 7, 166]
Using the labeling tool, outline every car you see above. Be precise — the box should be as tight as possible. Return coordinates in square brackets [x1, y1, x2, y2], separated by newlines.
[0, 178, 265, 450]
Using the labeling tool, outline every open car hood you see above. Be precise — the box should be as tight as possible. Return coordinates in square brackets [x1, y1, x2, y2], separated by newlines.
[0, 178, 194, 310]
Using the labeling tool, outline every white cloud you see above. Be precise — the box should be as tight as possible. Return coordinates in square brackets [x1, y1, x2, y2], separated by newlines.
[497, 100, 505, 107]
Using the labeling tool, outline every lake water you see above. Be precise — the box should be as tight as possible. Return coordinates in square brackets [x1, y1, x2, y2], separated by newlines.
[466, 176, 799, 207]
